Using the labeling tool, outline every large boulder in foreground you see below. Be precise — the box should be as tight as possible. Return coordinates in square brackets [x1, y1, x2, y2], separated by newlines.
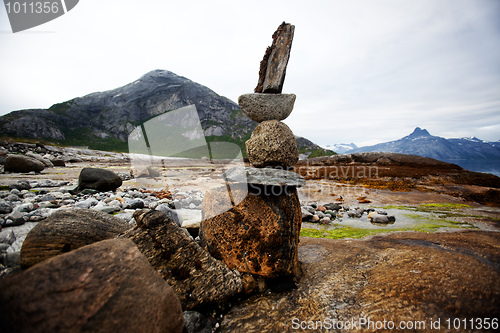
[75, 167, 122, 192]
[20, 209, 131, 268]
[200, 184, 302, 278]
[0, 238, 184, 333]
[122, 209, 242, 310]
[4, 154, 45, 173]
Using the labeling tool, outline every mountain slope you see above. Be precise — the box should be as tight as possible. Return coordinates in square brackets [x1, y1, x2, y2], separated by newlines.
[0, 69, 330, 157]
[296, 137, 336, 158]
[1, 70, 254, 151]
[351, 127, 500, 160]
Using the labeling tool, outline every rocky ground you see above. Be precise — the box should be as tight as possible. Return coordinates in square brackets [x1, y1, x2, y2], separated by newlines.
[296, 152, 500, 206]
[221, 231, 500, 332]
[1, 142, 499, 332]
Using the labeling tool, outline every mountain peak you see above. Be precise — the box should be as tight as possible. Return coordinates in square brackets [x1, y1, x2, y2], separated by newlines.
[463, 136, 483, 143]
[351, 126, 500, 160]
[141, 69, 176, 78]
[408, 127, 431, 138]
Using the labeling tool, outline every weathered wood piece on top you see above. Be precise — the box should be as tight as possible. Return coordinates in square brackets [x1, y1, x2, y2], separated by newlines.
[255, 22, 295, 94]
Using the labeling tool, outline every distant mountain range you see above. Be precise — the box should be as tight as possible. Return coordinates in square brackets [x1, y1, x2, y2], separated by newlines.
[346, 127, 500, 160]
[0, 70, 332, 157]
[322, 143, 358, 155]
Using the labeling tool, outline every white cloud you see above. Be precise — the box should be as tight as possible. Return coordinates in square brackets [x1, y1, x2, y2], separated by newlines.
[1, 0, 499, 145]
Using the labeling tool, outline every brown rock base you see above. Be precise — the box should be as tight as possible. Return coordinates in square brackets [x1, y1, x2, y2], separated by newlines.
[200, 184, 302, 278]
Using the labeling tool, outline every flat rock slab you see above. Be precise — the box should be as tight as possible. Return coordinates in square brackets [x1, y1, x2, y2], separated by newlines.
[219, 230, 500, 331]
[238, 93, 296, 123]
[0, 238, 184, 333]
[223, 166, 305, 187]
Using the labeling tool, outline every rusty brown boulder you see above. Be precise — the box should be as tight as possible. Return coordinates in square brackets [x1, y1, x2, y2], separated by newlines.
[200, 184, 302, 278]
[0, 238, 184, 333]
[20, 209, 131, 268]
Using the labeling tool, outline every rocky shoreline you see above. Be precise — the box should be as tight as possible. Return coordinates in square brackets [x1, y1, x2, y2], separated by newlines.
[1, 141, 500, 332]
[0, 183, 206, 273]
[297, 152, 500, 206]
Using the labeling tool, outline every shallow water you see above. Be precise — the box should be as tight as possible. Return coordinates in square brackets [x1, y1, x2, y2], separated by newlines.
[334, 209, 428, 229]
[319, 208, 473, 232]
[441, 158, 500, 177]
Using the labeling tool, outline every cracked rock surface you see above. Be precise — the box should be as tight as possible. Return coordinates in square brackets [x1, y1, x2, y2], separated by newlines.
[122, 209, 242, 310]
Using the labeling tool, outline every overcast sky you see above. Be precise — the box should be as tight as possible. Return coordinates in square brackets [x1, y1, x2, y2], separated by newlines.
[1, 0, 499, 147]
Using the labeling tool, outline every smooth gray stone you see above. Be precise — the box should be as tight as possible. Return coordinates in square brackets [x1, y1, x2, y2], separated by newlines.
[123, 198, 144, 210]
[155, 204, 182, 226]
[0, 200, 12, 214]
[0, 229, 16, 245]
[2, 252, 20, 267]
[370, 213, 396, 224]
[4, 155, 45, 173]
[183, 311, 212, 333]
[238, 93, 296, 123]
[301, 207, 313, 220]
[9, 180, 31, 190]
[223, 166, 305, 187]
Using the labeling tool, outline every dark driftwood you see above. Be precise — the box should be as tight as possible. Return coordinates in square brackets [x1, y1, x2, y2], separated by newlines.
[255, 22, 295, 93]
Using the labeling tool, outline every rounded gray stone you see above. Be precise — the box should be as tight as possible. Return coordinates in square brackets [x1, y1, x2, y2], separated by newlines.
[4, 155, 45, 173]
[238, 93, 296, 122]
[155, 203, 182, 226]
[369, 213, 396, 224]
[245, 120, 298, 168]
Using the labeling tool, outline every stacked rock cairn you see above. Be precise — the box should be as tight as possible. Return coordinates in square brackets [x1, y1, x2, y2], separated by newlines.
[200, 22, 305, 289]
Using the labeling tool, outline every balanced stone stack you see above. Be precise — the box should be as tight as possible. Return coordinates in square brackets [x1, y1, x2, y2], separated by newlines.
[240, 97, 298, 168]
[200, 22, 304, 284]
